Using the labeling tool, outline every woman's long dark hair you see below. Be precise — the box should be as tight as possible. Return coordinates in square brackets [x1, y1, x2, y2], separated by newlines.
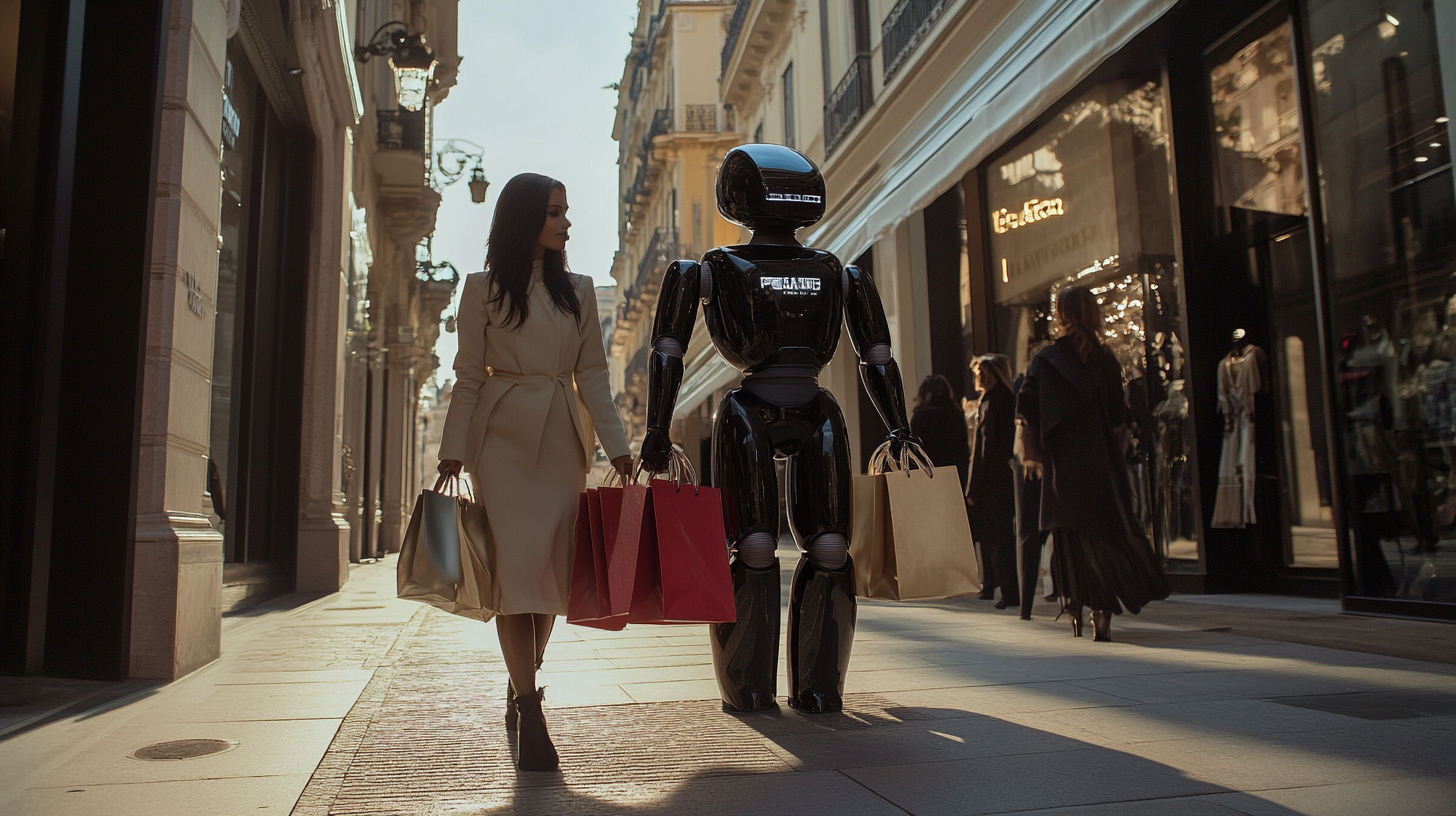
[916, 374, 954, 407]
[485, 173, 581, 329]
[1055, 285, 1103, 361]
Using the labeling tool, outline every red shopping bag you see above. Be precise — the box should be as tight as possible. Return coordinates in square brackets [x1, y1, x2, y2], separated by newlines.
[567, 489, 626, 630]
[651, 478, 735, 623]
[618, 481, 662, 623]
[618, 449, 735, 625]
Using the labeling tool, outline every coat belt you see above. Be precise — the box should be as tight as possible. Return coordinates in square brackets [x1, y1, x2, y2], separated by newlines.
[472, 369, 594, 471]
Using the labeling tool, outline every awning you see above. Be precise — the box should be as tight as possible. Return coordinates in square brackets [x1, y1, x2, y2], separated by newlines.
[808, 0, 1178, 263]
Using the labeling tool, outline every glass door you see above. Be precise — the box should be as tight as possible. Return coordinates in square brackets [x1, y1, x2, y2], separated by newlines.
[1206, 14, 1339, 584]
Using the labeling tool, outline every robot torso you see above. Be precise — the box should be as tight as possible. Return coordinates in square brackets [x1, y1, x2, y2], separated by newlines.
[701, 244, 844, 373]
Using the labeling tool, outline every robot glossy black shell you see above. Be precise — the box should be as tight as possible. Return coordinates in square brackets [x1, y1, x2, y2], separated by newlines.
[716, 144, 826, 230]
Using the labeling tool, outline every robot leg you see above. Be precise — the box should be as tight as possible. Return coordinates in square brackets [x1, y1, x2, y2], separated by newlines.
[785, 391, 856, 714]
[709, 390, 781, 712]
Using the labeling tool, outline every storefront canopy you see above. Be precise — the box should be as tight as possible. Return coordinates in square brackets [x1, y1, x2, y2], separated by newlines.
[808, 0, 1179, 263]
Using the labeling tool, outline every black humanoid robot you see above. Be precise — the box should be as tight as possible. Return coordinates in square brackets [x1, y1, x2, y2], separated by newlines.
[639, 144, 916, 714]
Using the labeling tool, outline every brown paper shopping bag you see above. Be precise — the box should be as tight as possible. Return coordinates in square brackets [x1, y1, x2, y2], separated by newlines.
[850, 442, 979, 600]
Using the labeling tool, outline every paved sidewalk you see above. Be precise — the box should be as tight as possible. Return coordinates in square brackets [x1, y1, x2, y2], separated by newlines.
[3, 553, 1455, 815]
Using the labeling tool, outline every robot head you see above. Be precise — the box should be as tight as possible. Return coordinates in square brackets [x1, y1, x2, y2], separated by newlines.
[716, 144, 825, 232]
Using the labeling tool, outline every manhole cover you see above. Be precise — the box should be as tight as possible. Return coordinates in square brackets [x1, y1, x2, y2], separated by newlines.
[130, 738, 238, 761]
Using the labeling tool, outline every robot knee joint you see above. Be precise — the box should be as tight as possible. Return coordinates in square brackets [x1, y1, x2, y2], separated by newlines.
[736, 532, 777, 569]
[806, 533, 848, 570]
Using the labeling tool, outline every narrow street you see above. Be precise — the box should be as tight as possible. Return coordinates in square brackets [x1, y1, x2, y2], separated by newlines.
[3, 554, 1453, 816]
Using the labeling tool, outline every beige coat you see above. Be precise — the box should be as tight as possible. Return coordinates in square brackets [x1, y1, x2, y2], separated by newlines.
[439, 265, 629, 614]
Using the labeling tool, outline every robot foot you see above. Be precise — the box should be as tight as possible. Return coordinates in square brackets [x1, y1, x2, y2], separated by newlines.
[711, 557, 782, 712]
[787, 554, 857, 714]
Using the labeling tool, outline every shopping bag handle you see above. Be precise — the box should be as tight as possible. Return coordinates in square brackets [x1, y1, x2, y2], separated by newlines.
[432, 471, 477, 502]
[869, 439, 935, 477]
[633, 446, 701, 494]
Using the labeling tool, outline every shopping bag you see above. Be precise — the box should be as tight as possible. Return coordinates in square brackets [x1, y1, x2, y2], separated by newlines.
[850, 441, 979, 600]
[622, 450, 736, 624]
[398, 473, 498, 620]
[568, 488, 627, 630]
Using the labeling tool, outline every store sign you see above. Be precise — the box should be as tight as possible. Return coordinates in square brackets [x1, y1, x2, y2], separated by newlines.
[991, 198, 1066, 233]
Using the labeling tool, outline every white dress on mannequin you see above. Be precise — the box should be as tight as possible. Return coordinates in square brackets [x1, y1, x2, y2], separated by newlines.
[1212, 345, 1264, 528]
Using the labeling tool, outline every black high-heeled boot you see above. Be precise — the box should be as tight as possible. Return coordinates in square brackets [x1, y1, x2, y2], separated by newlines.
[710, 557, 781, 711]
[514, 690, 559, 772]
[787, 555, 857, 714]
[1060, 602, 1084, 637]
[504, 659, 544, 731]
[1092, 610, 1113, 642]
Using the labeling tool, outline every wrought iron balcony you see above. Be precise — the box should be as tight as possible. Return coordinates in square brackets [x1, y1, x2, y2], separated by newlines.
[824, 53, 873, 154]
[882, 0, 950, 84]
[377, 108, 426, 151]
[632, 227, 678, 298]
[685, 104, 719, 132]
[721, 0, 752, 78]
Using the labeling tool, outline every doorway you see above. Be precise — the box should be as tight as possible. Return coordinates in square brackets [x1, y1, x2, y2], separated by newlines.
[1204, 11, 1338, 592]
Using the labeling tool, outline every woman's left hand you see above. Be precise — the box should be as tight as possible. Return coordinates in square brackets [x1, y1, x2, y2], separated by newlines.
[611, 455, 634, 481]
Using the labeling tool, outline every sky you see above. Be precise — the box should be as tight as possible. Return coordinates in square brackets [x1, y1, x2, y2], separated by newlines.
[429, 0, 639, 386]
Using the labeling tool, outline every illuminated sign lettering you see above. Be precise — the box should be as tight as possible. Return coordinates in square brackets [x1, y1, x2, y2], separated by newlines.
[991, 198, 1066, 233]
[765, 192, 823, 203]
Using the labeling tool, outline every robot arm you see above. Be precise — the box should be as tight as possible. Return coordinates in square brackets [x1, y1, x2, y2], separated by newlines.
[844, 265, 914, 443]
[640, 259, 703, 472]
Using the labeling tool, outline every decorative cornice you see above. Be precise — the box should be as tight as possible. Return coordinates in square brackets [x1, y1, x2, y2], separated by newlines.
[239, 0, 306, 129]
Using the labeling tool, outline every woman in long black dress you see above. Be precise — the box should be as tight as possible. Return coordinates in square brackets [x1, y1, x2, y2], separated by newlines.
[1015, 286, 1168, 641]
[967, 355, 1019, 609]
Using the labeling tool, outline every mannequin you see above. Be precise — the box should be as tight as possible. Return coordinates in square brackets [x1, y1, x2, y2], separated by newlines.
[1212, 329, 1265, 528]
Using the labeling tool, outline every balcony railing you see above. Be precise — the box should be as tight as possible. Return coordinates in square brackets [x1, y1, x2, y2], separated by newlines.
[824, 53, 873, 154]
[633, 227, 679, 298]
[720, 0, 752, 78]
[882, 0, 950, 83]
[685, 104, 719, 132]
[377, 108, 426, 151]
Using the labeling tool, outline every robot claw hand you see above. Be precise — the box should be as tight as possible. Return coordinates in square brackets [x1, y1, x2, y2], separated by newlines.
[640, 428, 674, 474]
[884, 429, 930, 473]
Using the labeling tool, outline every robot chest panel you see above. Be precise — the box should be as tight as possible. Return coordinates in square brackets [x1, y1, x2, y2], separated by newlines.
[703, 251, 843, 369]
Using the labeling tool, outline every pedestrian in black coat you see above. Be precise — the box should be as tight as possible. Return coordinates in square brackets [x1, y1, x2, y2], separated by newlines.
[1011, 372, 1052, 621]
[967, 354, 1019, 609]
[910, 374, 969, 490]
[1016, 286, 1168, 641]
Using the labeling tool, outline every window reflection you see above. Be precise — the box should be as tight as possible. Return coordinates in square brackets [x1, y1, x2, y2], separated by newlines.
[989, 78, 1198, 568]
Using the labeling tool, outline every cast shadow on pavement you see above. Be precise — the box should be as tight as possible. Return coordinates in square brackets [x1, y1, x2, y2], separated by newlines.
[459, 706, 1308, 816]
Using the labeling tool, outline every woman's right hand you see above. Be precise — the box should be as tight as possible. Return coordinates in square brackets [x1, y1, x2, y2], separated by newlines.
[438, 459, 464, 477]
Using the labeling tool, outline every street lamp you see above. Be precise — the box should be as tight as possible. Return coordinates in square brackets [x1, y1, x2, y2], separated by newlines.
[355, 22, 436, 112]
[434, 138, 490, 204]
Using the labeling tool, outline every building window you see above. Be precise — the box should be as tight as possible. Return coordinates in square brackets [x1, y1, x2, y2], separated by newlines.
[987, 76, 1195, 569]
[783, 62, 796, 148]
[1307, 0, 1455, 602]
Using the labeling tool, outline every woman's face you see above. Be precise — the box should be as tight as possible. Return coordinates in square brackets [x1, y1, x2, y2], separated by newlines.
[535, 186, 571, 255]
[973, 365, 985, 392]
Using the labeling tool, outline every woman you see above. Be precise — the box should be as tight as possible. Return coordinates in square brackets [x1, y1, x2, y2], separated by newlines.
[967, 355, 1019, 609]
[438, 173, 633, 771]
[1015, 286, 1168, 641]
[910, 374, 970, 488]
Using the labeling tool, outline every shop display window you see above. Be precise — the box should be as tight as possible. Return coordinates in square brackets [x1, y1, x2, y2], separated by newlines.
[1307, 0, 1456, 602]
[1205, 15, 1339, 572]
[988, 77, 1200, 570]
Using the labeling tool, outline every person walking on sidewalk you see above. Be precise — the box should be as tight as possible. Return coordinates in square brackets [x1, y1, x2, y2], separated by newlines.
[967, 354, 1019, 609]
[437, 173, 634, 772]
[1015, 286, 1167, 642]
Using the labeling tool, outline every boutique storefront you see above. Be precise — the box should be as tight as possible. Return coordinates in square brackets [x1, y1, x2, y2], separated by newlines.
[960, 0, 1456, 618]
